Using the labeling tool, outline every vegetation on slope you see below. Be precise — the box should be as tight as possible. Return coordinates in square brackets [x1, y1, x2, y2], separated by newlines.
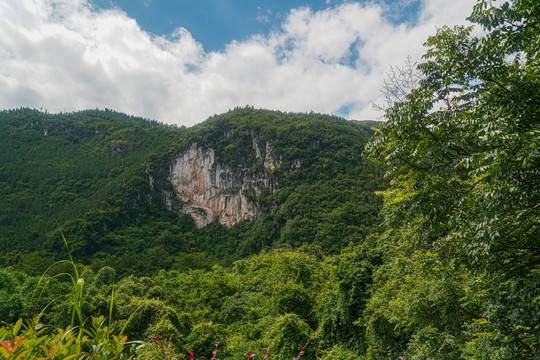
[0, 107, 385, 277]
[1, 246, 374, 359]
[0, 108, 181, 267]
[1, 0, 537, 358]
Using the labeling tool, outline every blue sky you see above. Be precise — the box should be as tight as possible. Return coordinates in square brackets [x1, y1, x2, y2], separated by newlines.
[0, 0, 474, 125]
[93, 0, 423, 52]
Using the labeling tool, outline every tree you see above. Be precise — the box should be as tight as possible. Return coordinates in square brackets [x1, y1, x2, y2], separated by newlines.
[371, 55, 422, 114]
[365, 0, 539, 358]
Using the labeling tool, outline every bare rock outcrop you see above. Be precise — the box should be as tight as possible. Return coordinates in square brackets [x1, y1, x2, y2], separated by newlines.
[168, 142, 277, 227]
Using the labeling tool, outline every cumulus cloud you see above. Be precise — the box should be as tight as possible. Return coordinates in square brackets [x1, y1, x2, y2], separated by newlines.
[0, 0, 474, 126]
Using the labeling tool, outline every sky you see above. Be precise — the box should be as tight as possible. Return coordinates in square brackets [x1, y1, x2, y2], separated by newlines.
[0, 0, 475, 126]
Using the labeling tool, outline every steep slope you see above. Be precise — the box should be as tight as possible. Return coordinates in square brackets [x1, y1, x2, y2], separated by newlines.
[165, 142, 274, 227]
[0, 108, 178, 255]
[0, 107, 386, 275]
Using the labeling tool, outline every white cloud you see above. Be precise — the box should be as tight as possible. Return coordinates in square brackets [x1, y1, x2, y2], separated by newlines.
[256, 7, 272, 23]
[0, 0, 474, 126]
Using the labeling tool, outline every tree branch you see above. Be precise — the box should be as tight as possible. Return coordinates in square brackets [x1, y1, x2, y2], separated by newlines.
[499, 203, 540, 241]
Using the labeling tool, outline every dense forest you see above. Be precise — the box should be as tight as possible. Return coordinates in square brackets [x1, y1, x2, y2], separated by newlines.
[1, 0, 539, 359]
[0, 107, 384, 276]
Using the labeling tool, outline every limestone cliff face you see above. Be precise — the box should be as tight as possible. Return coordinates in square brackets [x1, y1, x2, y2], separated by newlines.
[168, 142, 278, 228]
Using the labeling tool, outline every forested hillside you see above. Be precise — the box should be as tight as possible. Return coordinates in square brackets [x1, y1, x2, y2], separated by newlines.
[0, 107, 387, 360]
[0, 108, 183, 273]
[1, 0, 538, 359]
[0, 107, 385, 276]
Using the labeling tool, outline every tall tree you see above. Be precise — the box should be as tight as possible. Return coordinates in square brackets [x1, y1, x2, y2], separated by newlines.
[366, 0, 539, 358]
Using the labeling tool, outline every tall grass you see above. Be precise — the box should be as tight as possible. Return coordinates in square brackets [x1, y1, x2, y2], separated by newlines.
[32, 229, 84, 327]
[2, 229, 145, 359]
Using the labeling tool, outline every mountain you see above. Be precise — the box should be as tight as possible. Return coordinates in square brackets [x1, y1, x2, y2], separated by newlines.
[0, 107, 385, 276]
[2, 3, 536, 358]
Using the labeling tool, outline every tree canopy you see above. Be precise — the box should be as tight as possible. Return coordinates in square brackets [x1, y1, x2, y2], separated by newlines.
[1, 1, 538, 359]
[366, 0, 539, 358]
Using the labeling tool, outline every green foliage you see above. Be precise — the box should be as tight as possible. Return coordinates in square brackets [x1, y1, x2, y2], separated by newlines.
[318, 244, 380, 354]
[0, 108, 180, 269]
[0, 316, 140, 359]
[5, 2, 536, 358]
[367, 0, 539, 268]
[1, 249, 342, 359]
[0, 269, 42, 325]
[185, 322, 226, 359]
[0, 107, 385, 278]
[365, 0, 539, 358]
[318, 344, 363, 360]
[263, 314, 313, 360]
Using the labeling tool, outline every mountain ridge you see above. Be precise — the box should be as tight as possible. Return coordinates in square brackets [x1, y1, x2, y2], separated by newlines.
[0, 107, 385, 276]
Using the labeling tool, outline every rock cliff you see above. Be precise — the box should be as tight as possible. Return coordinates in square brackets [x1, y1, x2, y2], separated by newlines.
[167, 142, 279, 227]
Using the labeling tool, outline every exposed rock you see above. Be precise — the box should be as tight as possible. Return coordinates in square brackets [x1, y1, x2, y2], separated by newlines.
[250, 131, 281, 170]
[264, 140, 281, 170]
[168, 143, 276, 228]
